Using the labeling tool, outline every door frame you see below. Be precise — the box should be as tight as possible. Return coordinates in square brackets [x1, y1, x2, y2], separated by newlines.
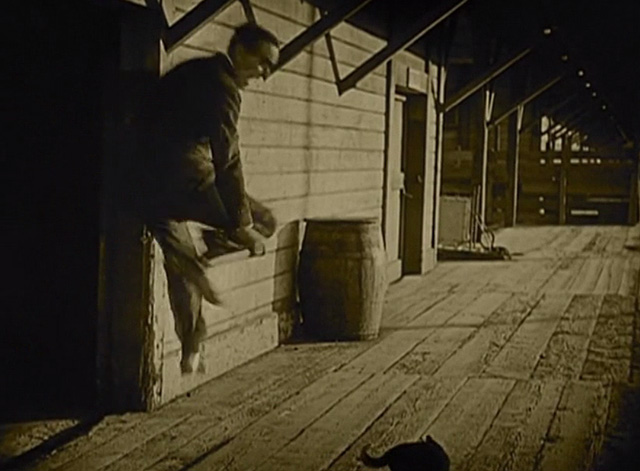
[383, 61, 432, 282]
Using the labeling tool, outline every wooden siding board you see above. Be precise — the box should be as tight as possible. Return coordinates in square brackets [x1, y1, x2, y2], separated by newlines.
[243, 148, 384, 174]
[241, 91, 386, 132]
[245, 170, 383, 201]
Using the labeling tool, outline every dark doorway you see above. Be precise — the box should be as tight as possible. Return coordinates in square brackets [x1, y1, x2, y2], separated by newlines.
[2, 0, 118, 421]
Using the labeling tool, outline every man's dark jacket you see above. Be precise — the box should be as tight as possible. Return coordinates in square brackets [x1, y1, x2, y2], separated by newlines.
[134, 53, 251, 230]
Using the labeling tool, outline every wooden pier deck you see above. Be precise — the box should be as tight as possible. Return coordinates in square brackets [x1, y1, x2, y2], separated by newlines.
[17, 225, 640, 471]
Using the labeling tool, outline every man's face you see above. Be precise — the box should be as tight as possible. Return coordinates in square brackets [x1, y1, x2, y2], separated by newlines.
[234, 40, 279, 88]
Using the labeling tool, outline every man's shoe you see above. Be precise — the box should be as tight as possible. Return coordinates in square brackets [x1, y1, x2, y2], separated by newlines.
[180, 352, 200, 374]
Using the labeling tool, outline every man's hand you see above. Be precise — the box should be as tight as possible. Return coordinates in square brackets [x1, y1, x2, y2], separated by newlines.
[230, 225, 266, 256]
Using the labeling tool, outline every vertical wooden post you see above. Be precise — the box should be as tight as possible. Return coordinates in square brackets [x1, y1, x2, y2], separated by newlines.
[558, 135, 571, 224]
[382, 61, 394, 254]
[628, 160, 639, 224]
[471, 87, 494, 238]
[506, 104, 524, 226]
[100, 3, 164, 412]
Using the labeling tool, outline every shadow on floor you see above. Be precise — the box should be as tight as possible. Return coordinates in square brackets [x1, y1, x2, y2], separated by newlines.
[593, 382, 640, 471]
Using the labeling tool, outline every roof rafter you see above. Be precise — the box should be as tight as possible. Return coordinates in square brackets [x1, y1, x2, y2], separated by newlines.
[444, 46, 533, 113]
[162, 0, 237, 53]
[337, 0, 470, 94]
[275, 0, 375, 71]
[489, 73, 565, 128]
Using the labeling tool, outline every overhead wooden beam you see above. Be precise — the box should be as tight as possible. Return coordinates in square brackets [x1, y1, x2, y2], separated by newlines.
[520, 94, 577, 134]
[444, 46, 533, 113]
[556, 108, 592, 131]
[275, 0, 374, 70]
[162, 0, 236, 53]
[519, 95, 578, 134]
[548, 104, 590, 133]
[543, 93, 579, 116]
[337, 0, 470, 94]
[489, 74, 565, 128]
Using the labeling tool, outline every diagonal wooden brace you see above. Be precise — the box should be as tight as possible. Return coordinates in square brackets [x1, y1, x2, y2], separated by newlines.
[162, 0, 237, 53]
[275, 0, 374, 71]
[337, 0, 470, 95]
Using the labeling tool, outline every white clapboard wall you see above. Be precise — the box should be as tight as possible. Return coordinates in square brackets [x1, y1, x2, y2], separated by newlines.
[149, 0, 427, 404]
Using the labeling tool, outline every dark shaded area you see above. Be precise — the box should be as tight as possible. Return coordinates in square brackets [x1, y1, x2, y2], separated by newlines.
[594, 382, 640, 471]
[1, 0, 118, 421]
[593, 306, 640, 471]
[306, 0, 640, 145]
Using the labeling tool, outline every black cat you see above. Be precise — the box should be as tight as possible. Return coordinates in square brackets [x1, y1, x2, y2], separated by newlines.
[360, 435, 450, 471]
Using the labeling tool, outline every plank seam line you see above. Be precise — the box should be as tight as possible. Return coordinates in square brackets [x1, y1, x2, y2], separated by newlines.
[533, 294, 604, 381]
[415, 376, 471, 441]
[322, 374, 420, 471]
[180, 436, 234, 471]
[530, 380, 571, 471]
[427, 291, 533, 376]
[384, 291, 484, 374]
[240, 115, 386, 133]
[43, 417, 157, 471]
[463, 379, 519, 469]
[146, 348, 356, 470]
[396, 286, 458, 326]
[251, 372, 376, 466]
[477, 293, 547, 377]
[91, 415, 195, 471]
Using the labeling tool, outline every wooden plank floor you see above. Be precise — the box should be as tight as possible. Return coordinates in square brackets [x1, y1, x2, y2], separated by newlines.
[21, 225, 640, 471]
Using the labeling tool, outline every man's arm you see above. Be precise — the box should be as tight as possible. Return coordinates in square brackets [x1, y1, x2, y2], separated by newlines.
[208, 91, 253, 230]
[206, 90, 266, 255]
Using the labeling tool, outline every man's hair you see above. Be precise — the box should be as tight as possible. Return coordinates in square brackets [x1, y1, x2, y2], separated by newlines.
[228, 23, 279, 54]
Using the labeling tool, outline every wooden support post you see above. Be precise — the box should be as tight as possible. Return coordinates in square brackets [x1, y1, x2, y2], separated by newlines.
[506, 105, 525, 227]
[430, 35, 449, 259]
[559, 135, 571, 224]
[100, 1, 172, 412]
[471, 88, 495, 236]
[337, 0, 469, 94]
[628, 164, 638, 224]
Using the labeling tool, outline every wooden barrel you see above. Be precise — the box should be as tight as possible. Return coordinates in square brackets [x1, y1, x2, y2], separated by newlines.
[297, 218, 388, 341]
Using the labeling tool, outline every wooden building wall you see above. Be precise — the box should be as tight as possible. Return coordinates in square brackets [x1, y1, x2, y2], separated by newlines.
[146, 0, 434, 405]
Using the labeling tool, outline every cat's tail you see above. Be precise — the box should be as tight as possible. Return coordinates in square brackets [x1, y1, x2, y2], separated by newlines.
[360, 445, 388, 468]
